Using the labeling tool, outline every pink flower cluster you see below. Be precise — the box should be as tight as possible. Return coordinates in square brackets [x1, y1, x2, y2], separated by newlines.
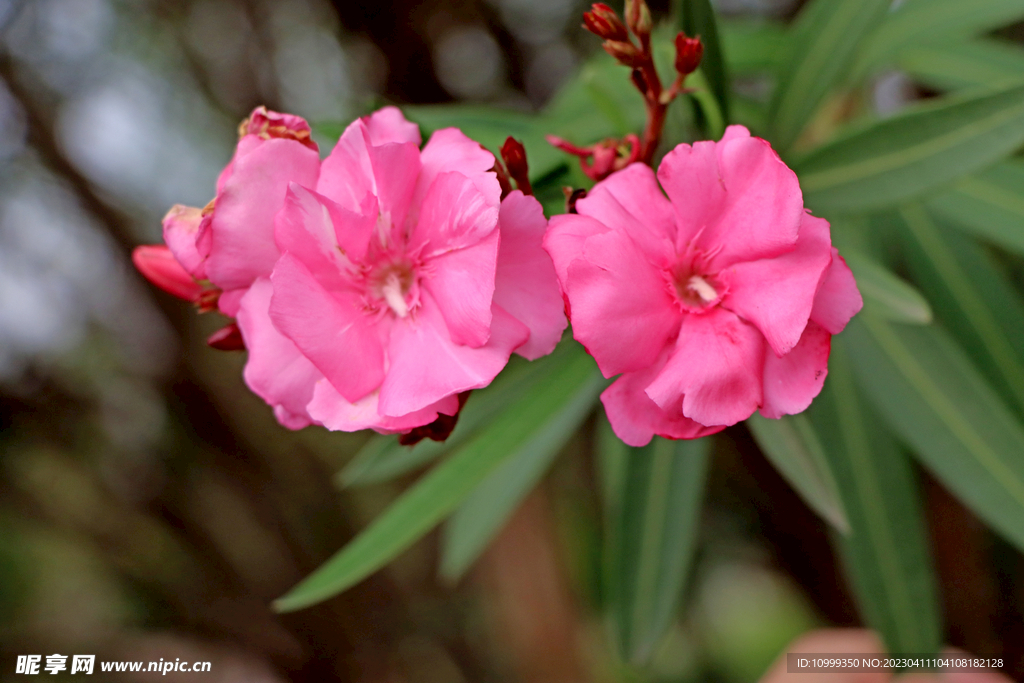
[136, 107, 566, 434]
[544, 125, 862, 446]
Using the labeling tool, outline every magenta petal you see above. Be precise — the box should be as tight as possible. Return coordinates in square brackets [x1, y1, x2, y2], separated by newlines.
[564, 229, 681, 377]
[274, 184, 370, 288]
[412, 171, 500, 256]
[658, 126, 802, 268]
[646, 308, 765, 427]
[576, 162, 676, 266]
[424, 229, 498, 348]
[236, 278, 320, 429]
[412, 127, 498, 214]
[543, 214, 610, 289]
[379, 294, 528, 417]
[601, 351, 726, 447]
[132, 245, 202, 302]
[269, 253, 385, 403]
[810, 249, 863, 334]
[760, 321, 831, 419]
[367, 140, 421, 231]
[206, 138, 320, 291]
[721, 213, 833, 356]
[162, 204, 207, 279]
[308, 380, 459, 434]
[494, 192, 568, 359]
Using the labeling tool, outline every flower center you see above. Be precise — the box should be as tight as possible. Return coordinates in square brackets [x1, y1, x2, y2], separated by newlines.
[369, 260, 417, 318]
[669, 262, 723, 312]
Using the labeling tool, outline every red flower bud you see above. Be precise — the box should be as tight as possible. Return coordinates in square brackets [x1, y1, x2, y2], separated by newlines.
[132, 245, 203, 302]
[674, 32, 703, 76]
[207, 322, 246, 351]
[500, 137, 532, 195]
[582, 3, 628, 42]
[625, 0, 652, 40]
[602, 39, 643, 67]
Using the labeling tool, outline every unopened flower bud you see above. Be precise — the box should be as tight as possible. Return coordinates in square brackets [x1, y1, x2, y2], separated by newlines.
[674, 32, 703, 76]
[582, 3, 628, 42]
[625, 0, 652, 40]
[500, 137, 532, 195]
[132, 245, 203, 302]
[603, 39, 642, 67]
[207, 322, 246, 351]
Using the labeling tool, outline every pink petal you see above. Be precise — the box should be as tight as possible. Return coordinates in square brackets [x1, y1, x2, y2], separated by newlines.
[410, 127, 498, 221]
[205, 138, 320, 291]
[132, 245, 202, 302]
[543, 214, 610, 291]
[760, 320, 831, 419]
[494, 191, 568, 359]
[423, 228, 499, 348]
[236, 278, 321, 430]
[308, 380, 459, 434]
[367, 141, 421, 232]
[657, 126, 802, 269]
[269, 253, 385, 403]
[721, 212, 833, 356]
[646, 307, 766, 427]
[162, 204, 207, 279]
[576, 162, 676, 266]
[412, 171, 500, 256]
[363, 106, 422, 146]
[378, 293, 528, 417]
[563, 229, 681, 378]
[810, 249, 863, 334]
[217, 288, 246, 317]
[601, 350, 726, 447]
[274, 184, 371, 289]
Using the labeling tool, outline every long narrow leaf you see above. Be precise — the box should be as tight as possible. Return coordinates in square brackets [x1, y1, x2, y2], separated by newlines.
[925, 160, 1024, 257]
[842, 250, 932, 325]
[767, 0, 891, 151]
[843, 313, 1024, 554]
[274, 344, 600, 612]
[719, 19, 785, 75]
[747, 413, 848, 533]
[438, 371, 606, 582]
[602, 435, 710, 664]
[811, 344, 941, 655]
[677, 0, 730, 123]
[795, 83, 1024, 213]
[899, 40, 1024, 93]
[898, 205, 1024, 415]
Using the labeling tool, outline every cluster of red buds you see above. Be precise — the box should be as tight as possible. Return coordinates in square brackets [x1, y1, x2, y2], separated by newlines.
[550, 1, 704, 181]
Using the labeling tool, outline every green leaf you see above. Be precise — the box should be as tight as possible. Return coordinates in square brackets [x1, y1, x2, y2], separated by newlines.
[719, 19, 786, 75]
[842, 250, 932, 325]
[856, 0, 1024, 75]
[746, 413, 848, 533]
[438, 370, 606, 582]
[843, 313, 1024, 554]
[810, 344, 941, 655]
[685, 68, 726, 141]
[925, 160, 1024, 257]
[273, 344, 600, 612]
[602, 434, 710, 664]
[677, 0, 730, 123]
[402, 104, 565, 182]
[338, 355, 548, 487]
[795, 83, 1024, 213]
[767, 0, 891, 151]
[897, 205, 1024, 415]
[899, 39, 1024, 93]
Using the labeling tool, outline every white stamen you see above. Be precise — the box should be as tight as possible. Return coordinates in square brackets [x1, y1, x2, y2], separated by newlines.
[381, 272, 409, 317]
[687, 275, 718, 303]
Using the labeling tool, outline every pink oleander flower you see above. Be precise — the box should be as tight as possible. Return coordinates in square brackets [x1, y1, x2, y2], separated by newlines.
[543, 125, 863, 447]
[135, 106, 566, 435]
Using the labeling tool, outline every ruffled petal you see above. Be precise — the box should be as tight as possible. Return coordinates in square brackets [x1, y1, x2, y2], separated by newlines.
[657, 125, 802, 269]
[810, 249, 863, 334]
[494, 191, 567, 359]
[576, 162, 676, 266]
[205, 138, 320, 291]
[760, 321, 831, 419]
[543, 214, 610, 291]
[367, 141, 421, 233]
[412, 171, 500, 256]
[721, 212, 833, 356]
[132, 245, 202, 302]
[601, 349, 726, 447]
[379, 294, 528, 417]
[645, 307, 765, 427]
[269, 253, 385, 403]
[236, 277, 321, 429]
[162, 204, 207, 279]
[308, 380, 459, 434]
[362, 106, 422, 146]
[563, 229, 681, 377]
[423, 228, 498, 348]
[411, 127, 497, 222]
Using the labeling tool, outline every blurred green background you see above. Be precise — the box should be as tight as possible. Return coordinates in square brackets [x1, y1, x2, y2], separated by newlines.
[0, 0, 1022, 681]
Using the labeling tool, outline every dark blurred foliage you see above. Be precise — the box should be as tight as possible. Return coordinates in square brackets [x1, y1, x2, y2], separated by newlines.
[0, 0, 1022, 681]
